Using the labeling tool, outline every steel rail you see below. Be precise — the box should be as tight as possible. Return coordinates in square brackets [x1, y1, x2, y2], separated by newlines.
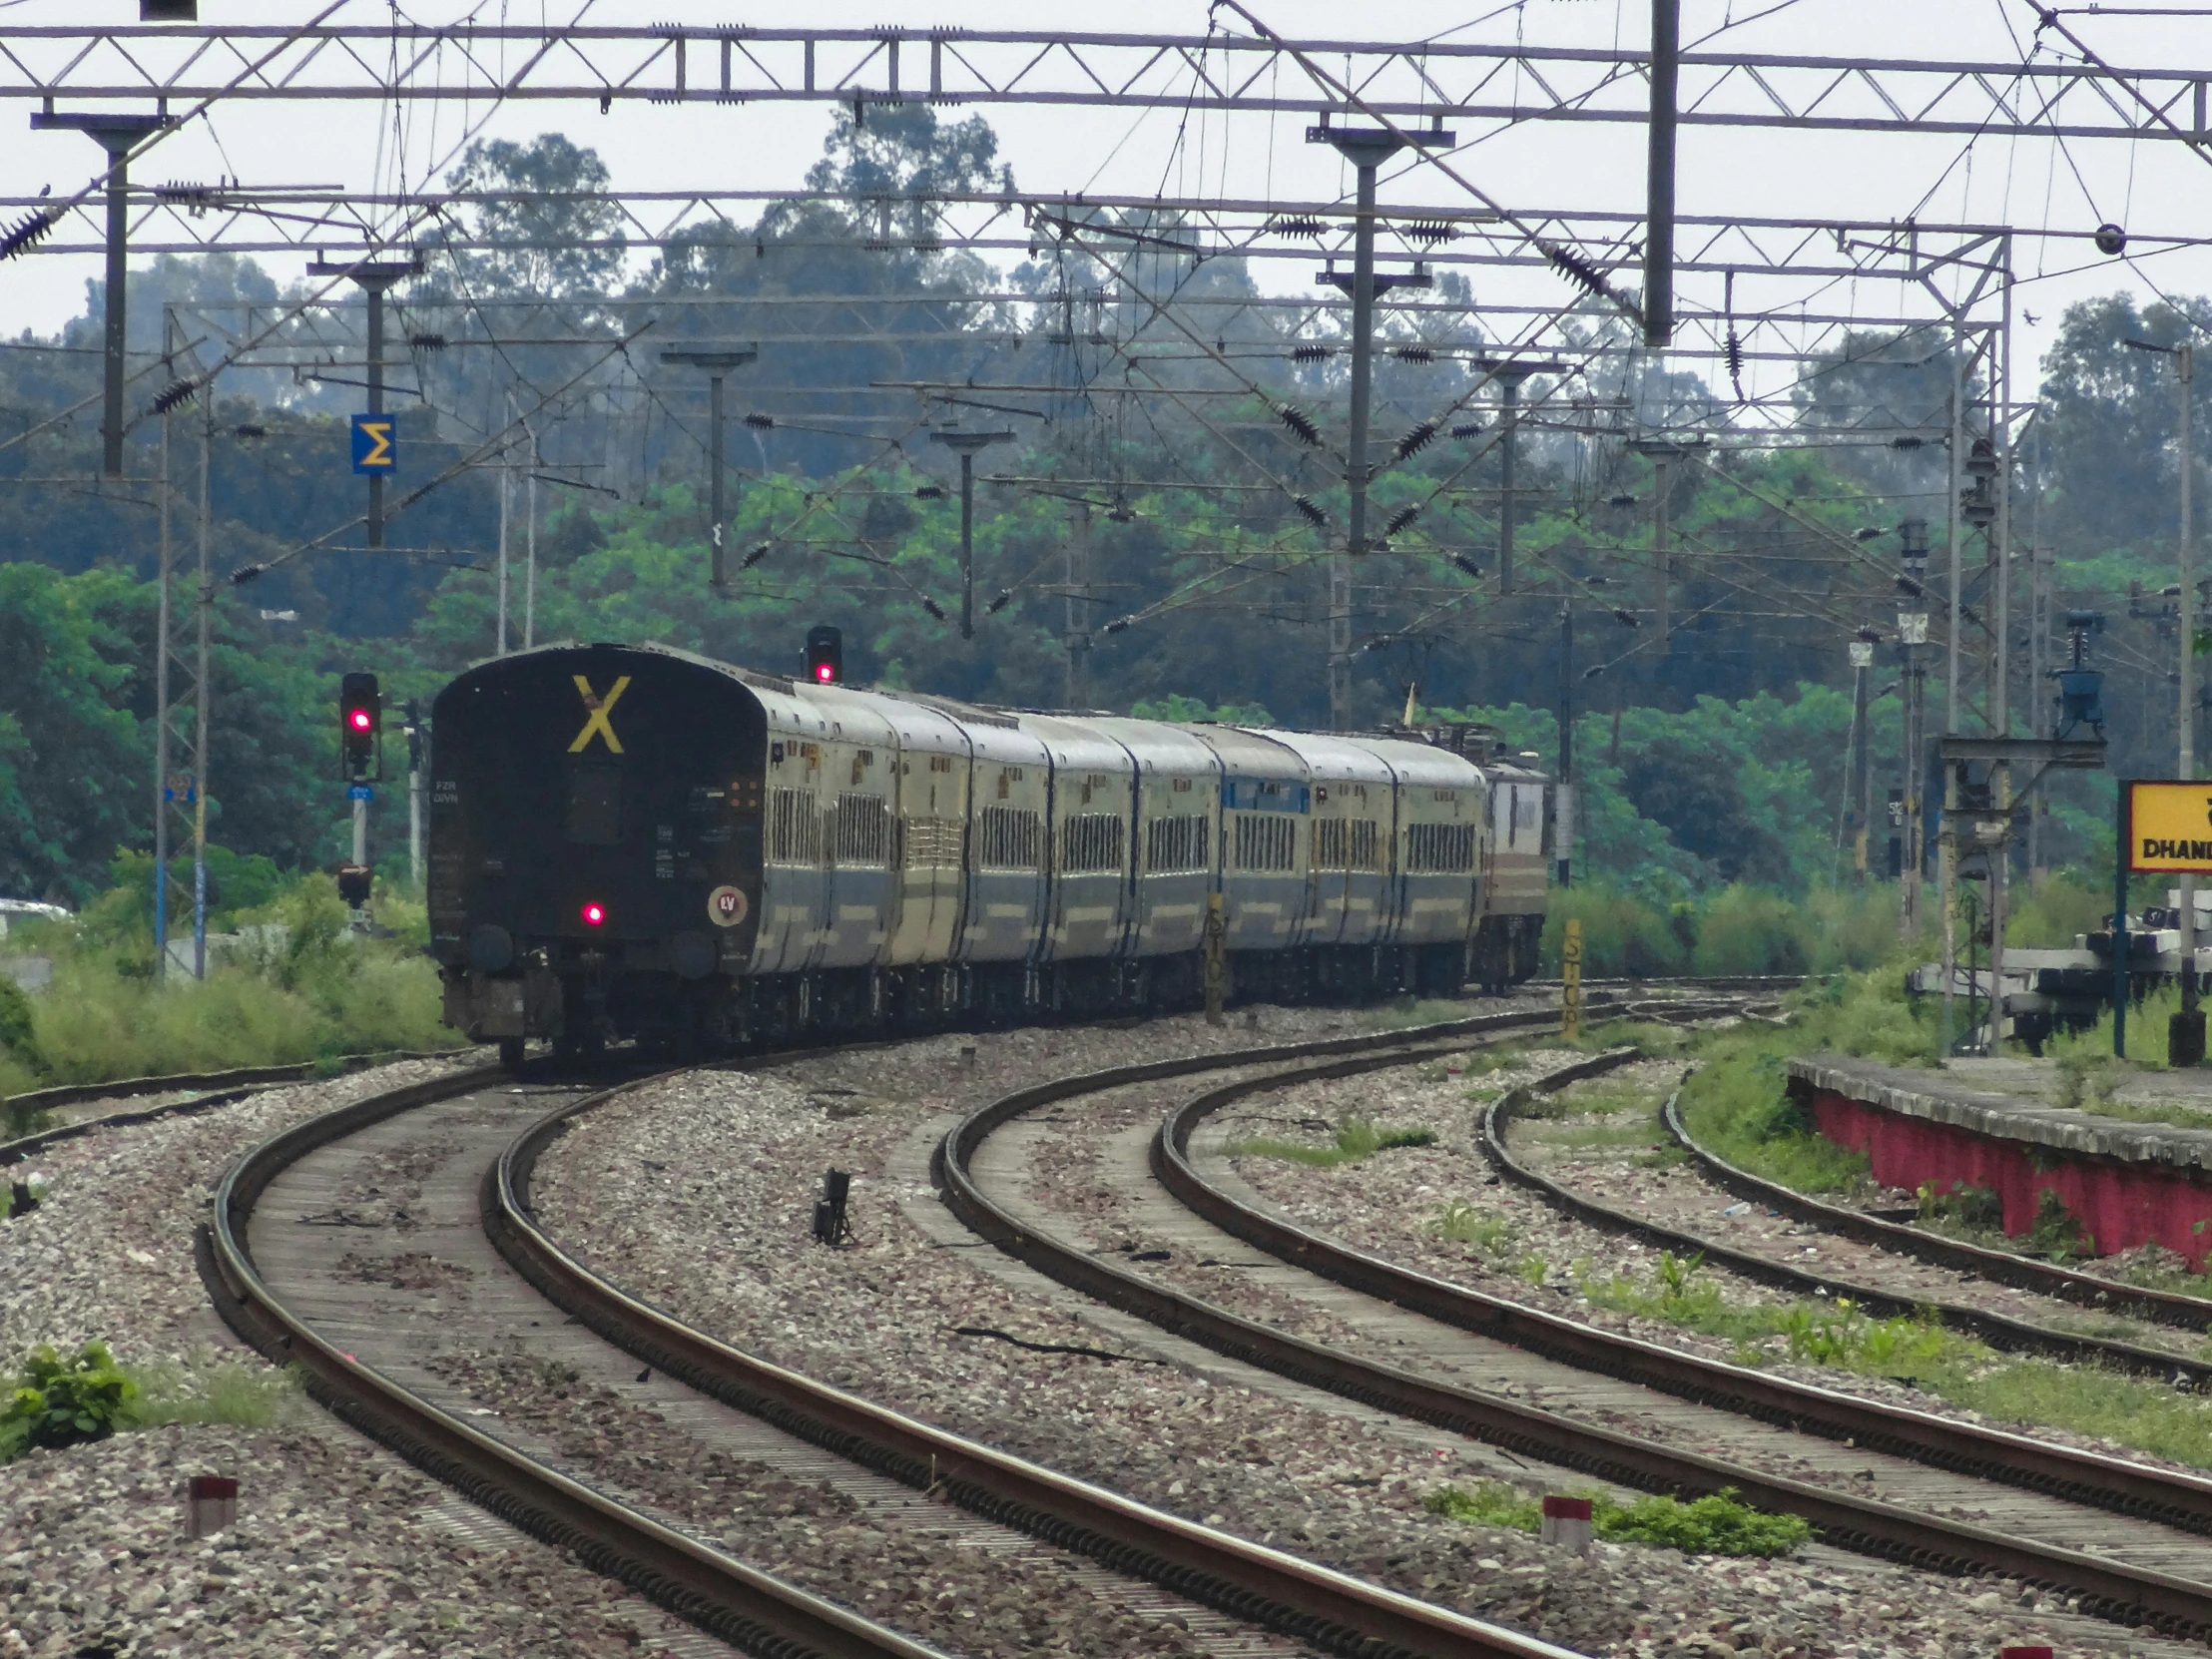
[1661, 1091, 2212, 1332]
[1, 1048, 476, 1170]
[1481, 1078, 2212, 1382]
[202, 1062, 960, 1659]
[1105, 1044, 2212, 1633]
[492, 1009, 1604, 1659]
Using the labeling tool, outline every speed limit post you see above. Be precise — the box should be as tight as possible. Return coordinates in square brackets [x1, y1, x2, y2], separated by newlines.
[1562, 917, 1583, 1040]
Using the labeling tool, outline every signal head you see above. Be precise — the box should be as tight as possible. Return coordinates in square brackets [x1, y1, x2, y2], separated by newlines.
[803, 624, 844, 686]
[580, 901, 607, 928]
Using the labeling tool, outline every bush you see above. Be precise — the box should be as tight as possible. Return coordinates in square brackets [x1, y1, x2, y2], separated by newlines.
[1691, 885, 1808, 976]
[0, 1341, 137, 1458]
[1424, 1481, 1810, 1557]
[2005, 872, 2108, 949]
[0, 976, 34, 1060]
[1541, 885, 1687, 976]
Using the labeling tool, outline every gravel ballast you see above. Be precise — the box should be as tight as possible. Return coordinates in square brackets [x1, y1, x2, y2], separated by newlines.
[534, 1015, 2186, 1658]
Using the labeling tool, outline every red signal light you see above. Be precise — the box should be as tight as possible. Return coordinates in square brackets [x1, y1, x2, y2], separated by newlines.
[580, 901, 607, 927]
[814, 662, 833, 682]
[348, 708, 372, 731]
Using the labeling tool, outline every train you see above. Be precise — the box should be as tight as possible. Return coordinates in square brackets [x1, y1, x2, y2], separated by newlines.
[427, 642, 1555, 1063]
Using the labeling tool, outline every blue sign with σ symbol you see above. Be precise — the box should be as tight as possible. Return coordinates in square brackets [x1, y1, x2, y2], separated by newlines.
[350, 413, 396, 474]
[346, 784, 374, 802]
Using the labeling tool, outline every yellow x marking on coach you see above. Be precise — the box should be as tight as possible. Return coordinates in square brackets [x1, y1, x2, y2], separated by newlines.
[568, 675, 631, 753]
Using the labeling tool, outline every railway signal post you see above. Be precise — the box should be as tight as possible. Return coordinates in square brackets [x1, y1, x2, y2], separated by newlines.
[338, 673, 381, 932]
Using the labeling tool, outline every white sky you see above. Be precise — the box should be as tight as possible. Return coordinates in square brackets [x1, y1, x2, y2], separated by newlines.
[5, 1, 2212, 402]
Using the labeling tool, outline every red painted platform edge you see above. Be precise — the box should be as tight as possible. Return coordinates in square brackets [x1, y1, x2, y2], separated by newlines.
[1804, 1083, 2212, 1268]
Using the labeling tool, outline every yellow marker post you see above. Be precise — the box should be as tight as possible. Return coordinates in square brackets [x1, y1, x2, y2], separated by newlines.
[1561, 917, 1583, 1040]
[1203, 891, 1228, 1027]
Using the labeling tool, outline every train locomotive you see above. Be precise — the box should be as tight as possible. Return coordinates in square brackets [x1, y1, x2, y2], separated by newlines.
[428, 642, 1552, 1063]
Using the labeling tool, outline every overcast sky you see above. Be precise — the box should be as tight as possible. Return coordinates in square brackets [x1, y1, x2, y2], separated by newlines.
[5, 1, 2212, 405]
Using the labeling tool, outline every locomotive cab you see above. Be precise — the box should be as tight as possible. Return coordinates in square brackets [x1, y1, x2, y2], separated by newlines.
[428, 643, 767, 1059]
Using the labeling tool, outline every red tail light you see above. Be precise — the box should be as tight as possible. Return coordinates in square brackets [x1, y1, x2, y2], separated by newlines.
[580, 901, 607, 927]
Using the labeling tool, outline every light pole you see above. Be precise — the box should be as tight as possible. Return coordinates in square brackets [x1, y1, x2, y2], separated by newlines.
[661, 344, 759, 587]
[1310, 116, 1450, 730]
[930, 428, 1015, 639]
[2126, 333, 2200, 1062]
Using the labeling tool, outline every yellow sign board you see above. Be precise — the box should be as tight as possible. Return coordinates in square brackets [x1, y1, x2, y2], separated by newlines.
[2127, 780, 2212, 871]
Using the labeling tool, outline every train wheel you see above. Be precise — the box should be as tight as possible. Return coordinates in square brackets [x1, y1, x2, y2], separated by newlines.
[497, 1036, 526, 1073]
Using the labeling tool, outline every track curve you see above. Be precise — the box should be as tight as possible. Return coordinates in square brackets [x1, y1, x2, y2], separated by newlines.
[938, 1022, 2212, 1637]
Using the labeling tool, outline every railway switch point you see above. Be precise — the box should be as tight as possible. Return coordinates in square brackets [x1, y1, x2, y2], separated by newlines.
[1539, 1493, 1592, 1555]
[186, 1474, 238, 1537]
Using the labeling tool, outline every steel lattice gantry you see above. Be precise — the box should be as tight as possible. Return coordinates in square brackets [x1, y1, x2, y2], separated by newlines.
[0, 22, 2210, 143]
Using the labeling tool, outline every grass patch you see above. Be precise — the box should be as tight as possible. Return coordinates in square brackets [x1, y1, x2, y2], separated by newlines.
[1425, 1481, 1811, 1557]
[1226, 1116, 1437, 1168]
[1535, 1123, 1665, 1150]
[125, 1355, 305, 1431]
[1434, 1200, 1519, 1254]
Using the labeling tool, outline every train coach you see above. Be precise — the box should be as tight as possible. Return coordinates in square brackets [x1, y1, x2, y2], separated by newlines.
[428, 642, 1552, 1063]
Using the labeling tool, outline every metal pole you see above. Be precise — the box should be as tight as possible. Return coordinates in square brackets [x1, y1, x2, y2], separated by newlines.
[1940, 759, 1958, 1053]
[526, 426, 540, 649]
[1333, 156, 1382, 732]
[100, 140, 130, 477]
[1556, 601, 1574, 888]
[1653, 453, 1672, 650]
[709, 371, 727, 587]
[1852, 655, 1871, 880]
[153, 398, 171, 976]
[365, 280, 384, 548]
[1643, 0, 1679, 349]
[1066, 498, 1091, 709]
[2181, 342, 2200, 1046]
[1946, 334, 1965, 733]
[496, 391, 511, 657]
[2029, 411, 2046, 880]
[194, 378, 212, 980]
[351, 793, 369, 933]
[407, 704, 424, 886]
[1499, 376, 1520, 596]
[2116, 781, 2132, 1059]
[959, 450, 976, 641]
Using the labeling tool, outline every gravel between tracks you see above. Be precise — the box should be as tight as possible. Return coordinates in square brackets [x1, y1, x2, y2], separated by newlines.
[0, 1054, 725, 1658]
[423, 1351, 1254, 1658]
[1204, 1052, 2212, 1479]
[535, 1016, 2179, 1658]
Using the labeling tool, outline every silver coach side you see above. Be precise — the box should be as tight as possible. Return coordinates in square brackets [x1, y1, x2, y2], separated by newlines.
[1023, 714, 1140, 963]
[1181, 725, 1313, 955]
[1086, 718, 1221, 963]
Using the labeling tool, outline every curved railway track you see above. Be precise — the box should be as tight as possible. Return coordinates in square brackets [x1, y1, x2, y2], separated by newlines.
[1481, 1076, 2212, 1383]
[1659, 1090, 2212, 1333]
[203, 1021, 1600, 1659]
[937, 1020, 2212, 1638]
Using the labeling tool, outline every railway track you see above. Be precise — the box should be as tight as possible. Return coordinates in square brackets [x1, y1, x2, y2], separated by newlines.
[203, 1027, 1590, 1659]
[938, 1018, 2212, 1638]
[1482, 1074, 2212, 1382]
[1659, 1089, 2212, 1333]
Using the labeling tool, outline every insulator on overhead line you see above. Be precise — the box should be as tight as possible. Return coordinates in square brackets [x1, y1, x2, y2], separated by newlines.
[1448, 420, 1484, 439]
[1891, 436, 1925, 450]
[1292, 495, 1328, 527]
[1452, 553, 1484, 580]
[230, 563, 267, 586]
[234, 423, 267, 439]
[1383, 505, 1419, 537]
[745, 412, 776, 428]
[1544, 242, 1610, 299]
[986, 590, 1013, 614]
[152, 379, 198, 413]
[1392, 421, 1438, 460]
[408, 332, 447, 350]
[1276, 404, 1322, 445]
[0, 209, 58, 263]
[1608, 494, 1637, 508]
[914, 484, 945, 499]
[1104, 616, 1134, 634]
[920, 596, 947, 621]
[1391, 345, 1435, 364]
[1613, 608, 1640, 628]
[1855, 527, 1886, 541]
[741, 542, 772, 569]
[1291, 343, 1333, 362]
[1271, 216, 1326, 239]
[1404, 221, 1456, 246]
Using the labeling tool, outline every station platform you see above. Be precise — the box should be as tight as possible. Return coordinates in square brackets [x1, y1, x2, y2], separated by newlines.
[1787, 1053, 2212, 1266]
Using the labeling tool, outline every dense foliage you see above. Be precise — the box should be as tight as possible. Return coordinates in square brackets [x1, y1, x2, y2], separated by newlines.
[0, 110, 2180, 909]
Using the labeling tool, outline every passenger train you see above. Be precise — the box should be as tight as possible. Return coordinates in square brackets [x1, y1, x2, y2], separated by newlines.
[428, 642, 1553, 1063]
